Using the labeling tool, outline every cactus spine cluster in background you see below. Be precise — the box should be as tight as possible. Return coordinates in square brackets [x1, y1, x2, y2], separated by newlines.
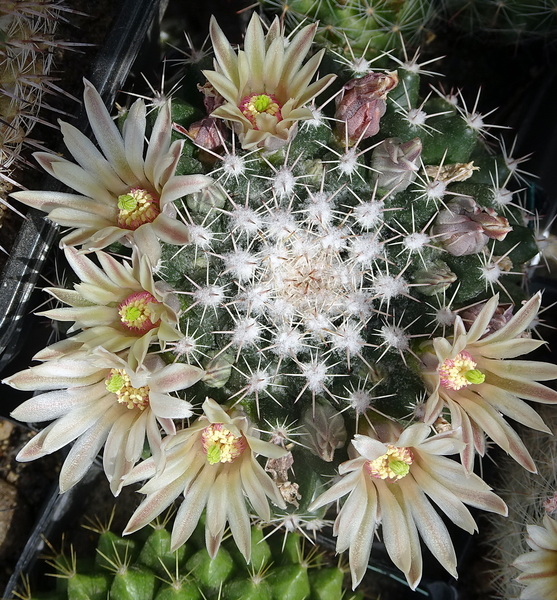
[24, 513, 364, 600]
[0, 0, 70, 227]
[5, 7, 557, 597]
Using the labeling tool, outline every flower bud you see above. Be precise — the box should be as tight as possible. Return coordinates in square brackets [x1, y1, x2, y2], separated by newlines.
[302, 398, 347, 462]
[413, 260, 458, 295]
[187, 181, 227, 214]
[470, 207, 512, 241]
[432, 197, 488, 256]
[202, 352, 233, 388]
[460, 302, 514, 338]
[334, 71, 398, 144]
[372, 137, 422, 192]
[188, 117, 227, 151]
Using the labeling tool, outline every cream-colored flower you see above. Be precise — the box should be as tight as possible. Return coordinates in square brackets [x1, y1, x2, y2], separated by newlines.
[203, 13, 336, 151]
[11, 79, 212, 264]
[35, 247, 182, 369]
[309, 422, 507, 590]
[3, 348, 204, 493]
[421, 293, 557, 473]
[123, 398, 287, 561]
[514, 515, 557, 600]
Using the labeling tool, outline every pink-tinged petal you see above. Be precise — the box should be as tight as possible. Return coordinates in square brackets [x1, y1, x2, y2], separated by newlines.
[410, 462, 477, 534]
[347, 480, 378, 589]
[474, 337, 546, 359]
[123, 99, 147, 181]
[87, 226, 129, 250]
[245, 434, 288, 459]
[486, 371, 557, 404]
[417, 434, 465, 457]
[160, 174, 213, 206]
[423, 389, 444, 425]
[150, 214, 191, 246]
[11, 190, 97, 213]
[351, 434, 388, 461]
[149, 392, 194, 419]
[126, 470, 191, 535]
[83, 78, 136, 185]
[60, 120, 127, 194]
[262, 36, 284, 94]
[59, 403, 124, 493]
[131, 225, 161, 268]
[104, 409, 137, 493]
[144, 102, 172, 184]
[4, 361, 104, 391]
[240, 456, 271, 520]
[170, 467, 217, 551]
[398, 495, 423, 591]
[528, 524, 557, 552]
[395, 424, 431, 449]
[37, 305, 116, 327]
[478, 292, 542, 345]
[33, 338, 83, 361]
[203, 70, 241, 106]
[145, 411, 164, 474]
[480, 383, 551, 433]
[124, 409, 148, 463]
[48, 207, 114, 229]
[227, 466, 251, 562]
[96, 251, 138, 290]
[121, 456, 157, 488]
[335, 474, 369, 553]
[209, 16, 240, 88]
[64, 247, 115, 289]
[150, 363, 205, 393]
[482, 358, 557, 382]
[281, 22, 318, 89]
[375, 480, 412, 575]
[206, 469, 228, 538]
[16, 425, 53, 461]
[294, 71, 336, 108]
[158, 141, 184, 189]
[401, 476, 458, 578]
[11, 384, 107, 422]
[465, 294, 500, 343]
[309, 468, 361, 511]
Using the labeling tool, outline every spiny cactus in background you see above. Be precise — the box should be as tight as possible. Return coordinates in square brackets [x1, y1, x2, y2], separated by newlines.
[0, 0, 75, 221]
[259, 0, 439, 67]
[5, 9, 557, 595]
[483, 405, 557, 599]
[440, 0, 557, 44]
[20, 511, 365, 600]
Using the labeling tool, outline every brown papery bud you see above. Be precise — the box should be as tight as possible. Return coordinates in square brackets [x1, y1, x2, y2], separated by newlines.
[188, 117, 227, 151]
[335, 71, 398, 144]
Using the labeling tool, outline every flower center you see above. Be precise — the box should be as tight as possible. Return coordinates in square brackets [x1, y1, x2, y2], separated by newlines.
[366, 444, 414, 482]
[118, 291, 161, 334]
[106, 368, 150, 410]
[239, 93, 282, 129]
[117, 188, 160, 231]
[438, 350, 485, 391]
[201, 423, 247, 465]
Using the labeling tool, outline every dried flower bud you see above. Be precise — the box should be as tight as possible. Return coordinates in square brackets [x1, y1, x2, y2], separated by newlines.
[334, 71, 398, 144]
[188, 117, 227, 151]
[460, 302, 514, 338]
[413, 260, 457, 295]
[197, 81, 224, 113]
[424, 161, 478, 183]
[372, 137, 422, 192]
[470, 207, 512, 241]
[302, 398, 347, 462]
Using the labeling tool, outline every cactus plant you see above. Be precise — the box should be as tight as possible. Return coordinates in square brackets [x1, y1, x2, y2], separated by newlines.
[4, 8, 557, 596]
[18, 510, 366, 600]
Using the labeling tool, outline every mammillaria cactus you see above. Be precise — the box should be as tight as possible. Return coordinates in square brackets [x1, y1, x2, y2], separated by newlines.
[4, 9, 557, 595]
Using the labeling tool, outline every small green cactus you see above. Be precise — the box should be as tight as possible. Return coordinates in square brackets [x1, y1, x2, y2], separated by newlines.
[22, 513, 366, 600]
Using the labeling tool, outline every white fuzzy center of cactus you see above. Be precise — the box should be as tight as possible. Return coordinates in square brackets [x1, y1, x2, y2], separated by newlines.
[106, 369, 150, 410]
[438, 351, 485, 390]
[201, 423, 247, 464]
[117, 188, 160, 230]
[239, 93, 283, 129]
[118, 291, 161, 334]
[366, 445, 414, 482]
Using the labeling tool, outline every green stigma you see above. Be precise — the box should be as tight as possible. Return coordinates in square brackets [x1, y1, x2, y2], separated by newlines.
[117, 194, 138, 211]
[106, 373, 125, 393]
[389, 460, 411, 478]
[207, 444, 222, 465]
[464, 369, 486, 385]
[124, 306, 142, 322]
[253, 95, 272, 113]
